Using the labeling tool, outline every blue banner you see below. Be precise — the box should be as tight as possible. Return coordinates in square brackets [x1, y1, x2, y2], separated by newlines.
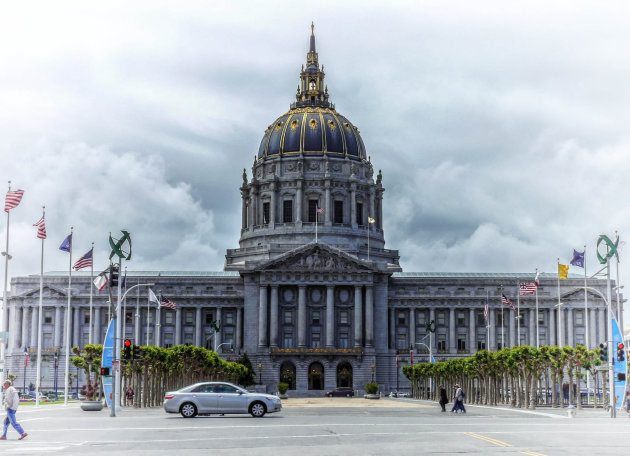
[101, 319, 114, 407]
[612, 316, 627, 410]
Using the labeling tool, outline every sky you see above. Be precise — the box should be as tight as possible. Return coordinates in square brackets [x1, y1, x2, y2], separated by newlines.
[1, 1, 629, 305]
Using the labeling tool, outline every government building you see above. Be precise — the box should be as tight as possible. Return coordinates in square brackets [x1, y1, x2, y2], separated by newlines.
[3, 27, 620, 395]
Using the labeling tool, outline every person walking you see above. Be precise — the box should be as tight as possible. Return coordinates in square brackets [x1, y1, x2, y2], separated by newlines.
[439, 385, 448, 412]
[126, 386, 134, 407]
[451, 384, 466, 413]
[1, 380, 27, 440]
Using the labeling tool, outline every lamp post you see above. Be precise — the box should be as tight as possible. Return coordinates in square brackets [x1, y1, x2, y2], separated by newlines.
[371, 364, 375, 382]
[415, 341, 434, 398]
[258, 363, 262, 384]
[216, 342, 232, 354]
[54, 350, 58, 401]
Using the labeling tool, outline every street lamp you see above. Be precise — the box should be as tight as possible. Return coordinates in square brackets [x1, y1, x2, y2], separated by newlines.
[216, 342, 232, 353]
[258, 363, 263, 384]
[371, 364, 375, 382]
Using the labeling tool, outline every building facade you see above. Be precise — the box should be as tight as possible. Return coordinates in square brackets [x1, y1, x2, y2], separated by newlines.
[3, 28, 621, 395]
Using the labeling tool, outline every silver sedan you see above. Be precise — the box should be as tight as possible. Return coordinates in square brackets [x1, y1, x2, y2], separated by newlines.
[163, 382, 282, 418]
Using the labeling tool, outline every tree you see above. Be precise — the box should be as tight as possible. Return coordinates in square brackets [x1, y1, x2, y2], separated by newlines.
[235, 352, 256, 387]
[70, 344, 103, 401]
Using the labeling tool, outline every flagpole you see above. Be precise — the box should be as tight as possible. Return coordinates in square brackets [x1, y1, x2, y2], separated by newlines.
[122, 266, 127, 341]
[0, 181, 12, 397]
[135, 279, 140, 346]
[146, 291, 150, 345]
[89, 243, 94, 345]
[516, 282, 520, 346]
[115, 256, 122, 409]
[557, 257, 562, 347]
[500, 286, 504, 349]
[486, 291, 490, 350]
[615, 232, 621, 325]
[35, 206, 45, 407]
[535, 268, 539, 349]
[583, 245, 590, 404]
[367, 220, 370, 262]
[315, 210, 318, 243]
[64, 227, 73, 406]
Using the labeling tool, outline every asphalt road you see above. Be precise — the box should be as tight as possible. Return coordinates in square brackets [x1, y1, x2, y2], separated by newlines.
[1, 399, 628, 455]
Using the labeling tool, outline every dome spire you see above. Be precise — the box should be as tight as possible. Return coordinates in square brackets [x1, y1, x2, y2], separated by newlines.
[293, 22, 332, 109]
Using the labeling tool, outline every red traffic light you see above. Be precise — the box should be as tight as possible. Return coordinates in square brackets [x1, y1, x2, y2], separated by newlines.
[618, 343, 624, 350]
[101, 367, 110, 376]
[124, 339, 132, 347]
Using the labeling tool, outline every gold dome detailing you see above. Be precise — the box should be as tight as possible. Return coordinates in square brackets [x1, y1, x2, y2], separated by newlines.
[309, 119, 318, 130]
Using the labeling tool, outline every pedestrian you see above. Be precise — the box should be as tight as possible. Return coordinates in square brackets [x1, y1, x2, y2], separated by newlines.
[126, 386, 134, 406]
[1, 380, 27, 440]
[451, 384, 466, 413]
[439, 385, 448, 412]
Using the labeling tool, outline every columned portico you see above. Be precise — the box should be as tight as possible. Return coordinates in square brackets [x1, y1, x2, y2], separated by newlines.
[354, 286, 362, 347]
[325, 286, 334, 348]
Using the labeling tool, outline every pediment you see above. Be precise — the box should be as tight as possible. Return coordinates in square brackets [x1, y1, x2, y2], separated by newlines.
[20, 285, 67, 299]
[258, 242, 370, 272]
[560, 287, 606, 302]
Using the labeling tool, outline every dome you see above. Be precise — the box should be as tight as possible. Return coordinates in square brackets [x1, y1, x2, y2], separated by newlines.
[257, 107, 366, 160]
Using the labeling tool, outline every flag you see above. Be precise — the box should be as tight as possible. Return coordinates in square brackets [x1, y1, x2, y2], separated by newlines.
[519, 283, 537, 295]
[93, 269, 109, 291]
[411, 352, 414, 364]
[59, 234, 72, 252]
[33, 216, 46, 240]
[160, 295, 177, 310]
[24, 348, 28, 367]
[502, 294, 516, 311]
[570, 249, 585, 268]
[395, 355, 399, 367]
[534, 271, 540, 286]
[484, 301, 489, 320]
[4, 189, 24, 212]
[316, 206, 324, 214]
[148, 288, 159, 306]
[558, 263, 569, 279]
[73, 248, 93, 270]
[368, 217, 375, 224]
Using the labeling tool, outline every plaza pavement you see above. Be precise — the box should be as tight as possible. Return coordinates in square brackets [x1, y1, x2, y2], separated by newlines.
[0, 397, 628, 455]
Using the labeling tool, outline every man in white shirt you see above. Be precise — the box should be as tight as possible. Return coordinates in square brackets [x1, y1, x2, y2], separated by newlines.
[1, 380, 27, 440]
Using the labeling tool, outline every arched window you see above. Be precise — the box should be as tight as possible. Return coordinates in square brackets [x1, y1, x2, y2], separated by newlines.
[279, 361, 296, 390]
[308, 362, 324, 390]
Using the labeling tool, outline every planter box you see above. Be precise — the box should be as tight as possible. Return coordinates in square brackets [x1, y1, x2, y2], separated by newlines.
[364, 394, 380, 400]
[80, 401, 104, 411]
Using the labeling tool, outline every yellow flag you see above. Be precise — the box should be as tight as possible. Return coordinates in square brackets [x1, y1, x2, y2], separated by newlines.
[558, 263, 569, 279]
[368, 217, 375, 224]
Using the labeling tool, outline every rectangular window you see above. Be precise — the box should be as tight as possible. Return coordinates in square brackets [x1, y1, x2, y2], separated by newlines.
[146, 311, 154, 325]
[356, 202, 363, 225]
[457, 312, 466, 326]
[44, 333, 53, 348]
[283, 332, 294, 348]
[262, 202, 270, 224]
[311, 332, 321, 348]
[416, 311, 426, 325]
[126, 311, 133, 324]
[538, 311, 545, 325]
[339, 332, 348, 348]
[44, 310, 53, 324]
[165, 311, 174, 325]
[396, 333, 407, 350]
[497, 338, 503, 350]
[185, 311, 194, 325]
[539, 334, 547, 346]
[437, 334, 447, 351]
[225, 312, 234, 325]
[312, 310, 320, 325]
[477, 336, 486, 350]
[283, 200, 293, 223]
[496, 312, 503, 326]
[575, 310, 584, 326]
[183, 333, 194, 345]
[205, 313, 214, 325]
[398, 311, 406, 325]
[476, 311, 485, 326]
[519, 333, 527, 346]
[308, 200, 318, 223]
[334, 200, 343, 224]
[339, 310, 348, 324]
[83, 312, 90, 325]
[457, 334, 467, 351]
[575, 333, 585, 345]
[164, 333, 174, 348]
[437, 311, 446, 326]
[518, 310, 526, 326]
[284, 310, 292, 324]
[223, 327, 234, 346]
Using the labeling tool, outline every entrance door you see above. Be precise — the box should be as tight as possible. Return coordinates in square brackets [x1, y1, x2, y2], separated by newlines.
[280, 362, 296, 390]
[336, 362, 353, 388]
[308, 362, 324, 390]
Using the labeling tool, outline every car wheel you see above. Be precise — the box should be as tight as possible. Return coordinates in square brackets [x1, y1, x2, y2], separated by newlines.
[180, 402, 198, 418]
[249, 401, 266, 418]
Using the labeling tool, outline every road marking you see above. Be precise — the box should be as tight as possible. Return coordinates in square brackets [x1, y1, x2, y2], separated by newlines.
[464, 432, 512, 447]
[466, 404, 567, 419]
[521, 452, 549, 456]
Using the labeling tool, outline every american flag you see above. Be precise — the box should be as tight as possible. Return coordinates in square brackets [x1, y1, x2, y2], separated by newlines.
[502, 294, 516, 312]
[484, 302, 489, 320]
[160, 295, 177, 310]
[5, 189, 24, 212]
[519, 283, 537, 295]
[316, 206, 324, 213]
[33, 216, 46, 239]
[74, 248, 93, 270]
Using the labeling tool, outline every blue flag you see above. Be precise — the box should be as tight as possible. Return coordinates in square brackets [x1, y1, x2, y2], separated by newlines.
[570, 249, 585, 268]
[59, 234, 72, 252]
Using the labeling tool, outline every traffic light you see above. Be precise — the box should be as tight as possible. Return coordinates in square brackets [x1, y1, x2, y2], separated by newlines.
[132, 345, 140, 360]
[123, 339, 132, 360]
[617, 343, 625, 362]
[101, 367, 110, 376]
[617, 373, 626, 381]
[599, 343, 608, 362]
[110, 264, 120, 287]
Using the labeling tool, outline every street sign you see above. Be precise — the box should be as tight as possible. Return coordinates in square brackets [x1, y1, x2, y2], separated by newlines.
[112, 361, 119, 372]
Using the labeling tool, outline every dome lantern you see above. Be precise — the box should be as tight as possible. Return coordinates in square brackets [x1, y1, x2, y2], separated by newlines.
[295, 22, 331, 109]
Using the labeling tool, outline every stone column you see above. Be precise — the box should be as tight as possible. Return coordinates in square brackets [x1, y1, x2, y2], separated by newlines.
[31, 307, 38, 347]
[324, 180, 331, 226]
[241, 188, 248, 229]
[297, 286, 306, 347]
[296, 180, 303, 223]
[549, 307, 556, 346]
[389, 308, 396, 349]
[325, 285, 334, 348]
[408, 307, 415, 348]
[598, 307, 606, 344]
[11, 306, 21, 349]
[270, 286, 279, 348]
[377, 193, 384, 230]
[73, 307, 80, 347]
[469, 308, 475, 353]
[589, 308, 597, 348]
[354, 286, 363, 347]
[509, 307, 516, 347]
[21, 306, 29, 348]
[429, 308, 435, 353]
[215, 307, 222, 348]
[258, 286, 268, 348]
[369, 188, 376, 233]
[528, 308, 535, 346]
[248, 195, 254, 229]
[236, 307, 242, 351]
[365, 286, 374, 347]
[557, 307, 564, 347]
[195, 307, 202, 347]
[449, 308, 456, 354]
[566, 307, 573, 346]
[350, 183, 357, 228]
[269, 181, 276, 228]
[94, 307, 101, 345]
[175, 307, 182, 346]
[489, 308, 496, 351]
